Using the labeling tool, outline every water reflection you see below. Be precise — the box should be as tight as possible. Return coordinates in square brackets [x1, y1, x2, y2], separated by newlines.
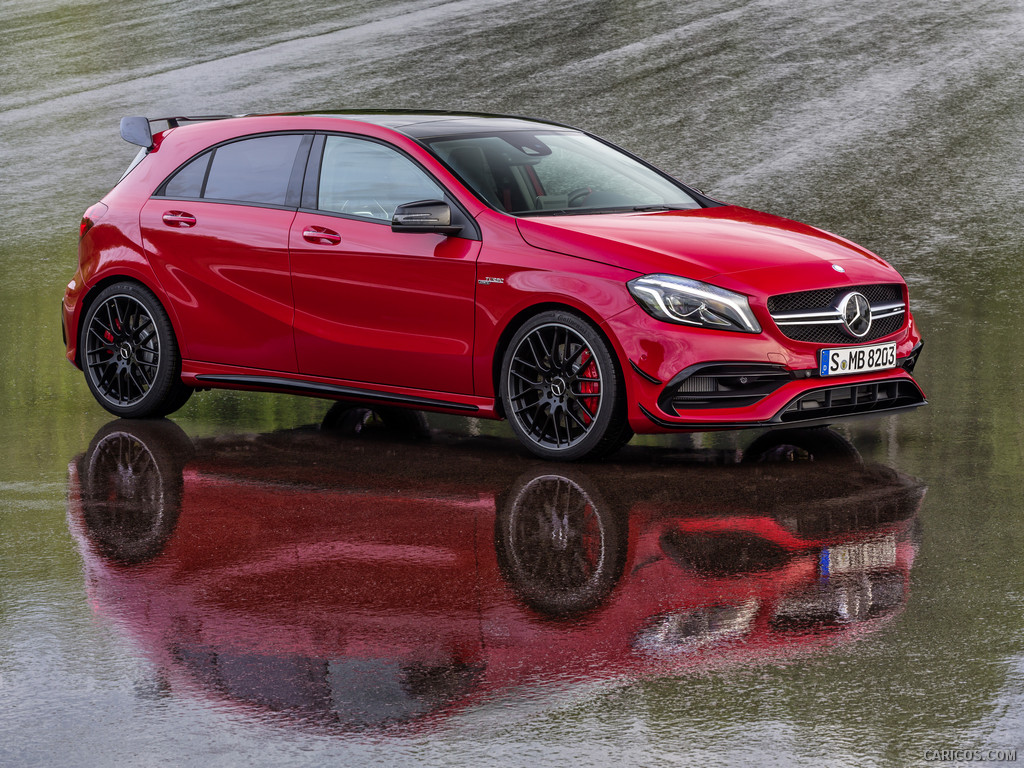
[67, 412, 924, 732]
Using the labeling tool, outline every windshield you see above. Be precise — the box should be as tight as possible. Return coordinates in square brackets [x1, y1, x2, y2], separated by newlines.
[423, 130, 700, 215]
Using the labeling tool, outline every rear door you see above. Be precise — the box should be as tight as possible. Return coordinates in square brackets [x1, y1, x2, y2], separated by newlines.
[289, 134, 479, 394]
[141, 133, 310, 372]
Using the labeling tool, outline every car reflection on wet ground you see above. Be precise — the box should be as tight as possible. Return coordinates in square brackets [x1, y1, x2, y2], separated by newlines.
[67, 409, 923, 733]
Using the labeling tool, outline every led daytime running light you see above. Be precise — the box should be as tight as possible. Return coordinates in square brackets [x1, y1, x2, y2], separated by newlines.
[628, 274, 761, 333]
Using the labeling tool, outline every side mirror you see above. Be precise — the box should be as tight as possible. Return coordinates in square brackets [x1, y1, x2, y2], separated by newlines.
[391, 200, 462, 236]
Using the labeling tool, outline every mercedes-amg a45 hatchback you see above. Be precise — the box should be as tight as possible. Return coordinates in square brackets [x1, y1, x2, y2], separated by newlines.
[63, 112, 925, 459]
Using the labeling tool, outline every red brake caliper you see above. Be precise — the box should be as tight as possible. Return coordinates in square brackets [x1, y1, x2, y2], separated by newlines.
[104, 318, 120, 355]
[577, 350, 599, 424]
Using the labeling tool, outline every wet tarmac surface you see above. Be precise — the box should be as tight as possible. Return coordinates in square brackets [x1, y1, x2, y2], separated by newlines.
[2, 0, 1024, 765]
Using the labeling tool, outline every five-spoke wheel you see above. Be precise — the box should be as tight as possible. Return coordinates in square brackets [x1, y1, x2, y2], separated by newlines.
[81, 282, 192, 418]
[500, 311, 631, 460]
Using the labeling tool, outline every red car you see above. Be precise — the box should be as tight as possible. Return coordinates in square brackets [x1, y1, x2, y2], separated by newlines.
[67, 419, 924, 731]
[62, 112, 926, 459]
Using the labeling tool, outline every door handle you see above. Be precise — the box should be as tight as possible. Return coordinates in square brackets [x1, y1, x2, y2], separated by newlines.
[302, 226, 341, 245]
[162, 211, 197, 228]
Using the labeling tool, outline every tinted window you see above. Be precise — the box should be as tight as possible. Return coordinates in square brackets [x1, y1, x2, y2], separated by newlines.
[203, 135, 304, 205]
[318, 136, 443, 221]
[162, 152, 210, 198]
[425, 131, 698, 215]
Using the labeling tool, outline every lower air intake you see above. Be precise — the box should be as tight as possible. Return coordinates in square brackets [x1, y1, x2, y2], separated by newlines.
[660, 363, 793, 413]
[777, 380, 925, 423]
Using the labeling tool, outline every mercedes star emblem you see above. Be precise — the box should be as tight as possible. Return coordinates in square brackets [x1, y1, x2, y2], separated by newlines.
[838, 291, 872, 338]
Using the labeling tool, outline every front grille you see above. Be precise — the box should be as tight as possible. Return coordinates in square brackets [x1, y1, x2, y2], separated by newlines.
[777, 380, 924, 423]
[768, 284, 905, 344]
[660, 363, 793, 413]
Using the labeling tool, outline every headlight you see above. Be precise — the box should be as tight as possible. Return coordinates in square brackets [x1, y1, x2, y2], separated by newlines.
[627, 274, 761, 333]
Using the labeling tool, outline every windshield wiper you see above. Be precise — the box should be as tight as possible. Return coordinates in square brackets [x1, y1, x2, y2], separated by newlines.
[516, 207, 620, 217]
[515, 204, 695, 217]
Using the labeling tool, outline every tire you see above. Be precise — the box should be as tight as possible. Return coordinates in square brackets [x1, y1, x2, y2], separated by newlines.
[80, 281, 192, 418]
[499, 311, 630, 461]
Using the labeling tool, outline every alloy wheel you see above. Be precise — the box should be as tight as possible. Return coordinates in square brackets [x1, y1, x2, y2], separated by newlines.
[84, 293, 161, 408]
[506, 322, 604, 452]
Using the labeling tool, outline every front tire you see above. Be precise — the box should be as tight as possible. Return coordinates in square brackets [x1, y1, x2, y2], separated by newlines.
[500, 311, 630, 460]
[80, 282, 192, 418]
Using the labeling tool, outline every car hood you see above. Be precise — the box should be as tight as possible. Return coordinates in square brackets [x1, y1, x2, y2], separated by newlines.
[516, 206, 898, 286]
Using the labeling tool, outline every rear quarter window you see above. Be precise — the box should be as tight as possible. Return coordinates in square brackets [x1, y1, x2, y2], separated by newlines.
[162, 152, 210, 198]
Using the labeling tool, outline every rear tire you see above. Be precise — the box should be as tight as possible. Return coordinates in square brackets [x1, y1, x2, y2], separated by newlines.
[80, 281, 192, 418]
[499, 311, 630, 461]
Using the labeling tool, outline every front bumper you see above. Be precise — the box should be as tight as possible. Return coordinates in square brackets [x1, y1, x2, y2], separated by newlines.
[637, 373, 926, 432]
[605, 306, 926, 434]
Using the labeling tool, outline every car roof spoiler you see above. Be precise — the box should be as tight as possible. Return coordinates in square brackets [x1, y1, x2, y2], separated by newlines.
[119, 115, 240, 150]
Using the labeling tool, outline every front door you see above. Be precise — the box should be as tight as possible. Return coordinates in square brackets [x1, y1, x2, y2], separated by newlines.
[290, 135, 479, 395]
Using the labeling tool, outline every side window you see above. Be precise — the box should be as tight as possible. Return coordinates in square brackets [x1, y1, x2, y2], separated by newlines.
[204, 135, 304, 205]
[318, 136, 444, 221]
[159, 134, 305, 206]
[162, 152, 210, 198]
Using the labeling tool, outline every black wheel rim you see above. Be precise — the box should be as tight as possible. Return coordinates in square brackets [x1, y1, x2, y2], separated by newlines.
[85, 294, 160, 407]
[507, 323, 603, 451]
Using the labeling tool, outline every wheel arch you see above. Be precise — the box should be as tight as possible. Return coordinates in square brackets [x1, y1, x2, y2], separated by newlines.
[75, 274, 181, 368]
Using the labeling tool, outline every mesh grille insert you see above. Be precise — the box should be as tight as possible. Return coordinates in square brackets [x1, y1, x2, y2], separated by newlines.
[767, 284, 905, 344]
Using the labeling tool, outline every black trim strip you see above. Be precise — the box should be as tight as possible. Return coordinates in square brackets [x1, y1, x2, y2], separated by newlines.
[629, 360, 662, 385]
[774, 380, 924, 423]
[899, 341, 924, 373]
[195, 374, 479, 412]
[638, 398, 927, 431]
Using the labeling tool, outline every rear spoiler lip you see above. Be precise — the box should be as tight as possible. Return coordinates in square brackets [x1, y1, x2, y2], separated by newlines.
[119, 114, 243, 149]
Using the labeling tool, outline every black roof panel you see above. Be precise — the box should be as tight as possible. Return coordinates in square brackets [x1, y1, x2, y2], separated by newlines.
[303, 110, 576, 138]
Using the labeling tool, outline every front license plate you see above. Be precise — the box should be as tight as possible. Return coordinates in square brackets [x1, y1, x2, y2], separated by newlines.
[819, 342, 897, 376]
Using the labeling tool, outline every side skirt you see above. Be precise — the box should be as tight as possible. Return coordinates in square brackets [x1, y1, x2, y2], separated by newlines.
[194, 374, 481, 413]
